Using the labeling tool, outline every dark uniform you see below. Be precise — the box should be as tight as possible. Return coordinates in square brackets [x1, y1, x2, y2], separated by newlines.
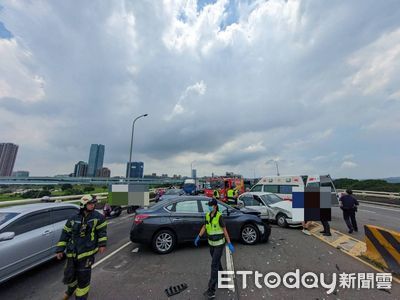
[205, 211, 226, 294]
[340, 193, 359, 233]
[56, 210, 107, 299]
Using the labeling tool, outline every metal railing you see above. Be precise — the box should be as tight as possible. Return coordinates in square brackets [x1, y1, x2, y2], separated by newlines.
[337, 189, 400, 199]
[0, 189, 157, 207]
[0, 193, 108, 207]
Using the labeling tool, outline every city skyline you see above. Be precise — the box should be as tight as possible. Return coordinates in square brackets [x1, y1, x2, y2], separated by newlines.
[1, 2, 400, 179]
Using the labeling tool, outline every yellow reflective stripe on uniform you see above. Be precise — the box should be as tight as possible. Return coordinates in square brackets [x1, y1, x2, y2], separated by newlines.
[66, 253, 76, 258]
[57, 241, 67, 247]
[76, 247, 98, 260]
[91, 219, 98, 241]
[63, 226, 72, 232]
[68, 280, 78, 288]
[98, 237, 107, 242]
[75, 284, 90, 297]
[96, 221, 107, 230]
[208, 238, 225, 246]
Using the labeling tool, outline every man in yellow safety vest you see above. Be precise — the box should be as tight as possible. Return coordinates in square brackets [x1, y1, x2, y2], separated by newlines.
[194, 198, 235, 299]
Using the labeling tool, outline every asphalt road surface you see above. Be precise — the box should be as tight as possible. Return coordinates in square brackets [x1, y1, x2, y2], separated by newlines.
[0, 207, 399, 299]
[330, 203, 400, 234]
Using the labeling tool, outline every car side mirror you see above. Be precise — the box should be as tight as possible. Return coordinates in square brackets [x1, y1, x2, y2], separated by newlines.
[0, 232, 15, 241]
[237, 200, 245, 208]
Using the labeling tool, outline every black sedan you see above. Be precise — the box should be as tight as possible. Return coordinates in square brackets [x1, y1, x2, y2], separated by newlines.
[130, 196, 271, 254]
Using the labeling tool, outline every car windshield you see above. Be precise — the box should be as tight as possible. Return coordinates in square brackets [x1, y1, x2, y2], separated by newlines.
[165, 189, 182, 195]
[0, 212, 19, 226]
[209, 180, 224, 189]
[261, 194, 283, 204]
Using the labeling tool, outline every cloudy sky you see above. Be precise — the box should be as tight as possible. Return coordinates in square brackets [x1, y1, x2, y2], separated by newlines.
[1, 0, 399, 179]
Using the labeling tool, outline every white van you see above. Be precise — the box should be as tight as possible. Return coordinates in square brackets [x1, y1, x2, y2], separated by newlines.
[306, 175, 339, 206]
[250, 174, 339, 205]
[250, 175, 305, 200]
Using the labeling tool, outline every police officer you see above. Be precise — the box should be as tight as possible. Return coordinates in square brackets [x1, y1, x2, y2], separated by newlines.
[194, 198, 234, 299]
[56, 195, 107, 299]
[339, 189, 359, 233]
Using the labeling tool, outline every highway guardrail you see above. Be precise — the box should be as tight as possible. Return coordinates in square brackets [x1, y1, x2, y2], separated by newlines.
[337, 189, 399, 206]
[0, 193, 109, 207]
[0, 189, 157, 207]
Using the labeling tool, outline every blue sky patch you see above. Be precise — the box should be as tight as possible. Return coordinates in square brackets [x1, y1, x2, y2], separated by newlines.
[197, 0, 218, 13]
[0, 21, 13, 39]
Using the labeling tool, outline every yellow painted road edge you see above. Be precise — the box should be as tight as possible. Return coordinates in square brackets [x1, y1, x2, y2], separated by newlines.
[309, 222, 400, 285]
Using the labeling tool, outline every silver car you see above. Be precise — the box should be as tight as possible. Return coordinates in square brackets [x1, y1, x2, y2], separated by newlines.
[238, 192, 302, 227]
[0, 203, 79, 283]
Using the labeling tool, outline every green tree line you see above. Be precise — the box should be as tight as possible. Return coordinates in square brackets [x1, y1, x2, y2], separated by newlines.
[334, 178, 400, 193]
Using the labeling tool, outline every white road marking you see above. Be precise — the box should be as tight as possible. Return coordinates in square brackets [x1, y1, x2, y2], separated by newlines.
[92, 241, 132, 268]
[132, 248, 139, 253]
[225, 245, 235, 293]
[358, 209, 377, 214]
[361, 204, 400, 212]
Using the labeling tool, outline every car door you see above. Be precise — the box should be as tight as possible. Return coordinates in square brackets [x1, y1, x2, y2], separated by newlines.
[320, 176, 339, 206]
[0, 210, 53, 281]
[169, 200, 203, 241]
[239, 194, 262, 214]
[50, 207, 79, 253]
[253, 195, 270, 219]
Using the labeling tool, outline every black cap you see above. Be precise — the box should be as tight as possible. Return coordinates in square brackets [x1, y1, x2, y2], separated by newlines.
[208, 198, 218, 206]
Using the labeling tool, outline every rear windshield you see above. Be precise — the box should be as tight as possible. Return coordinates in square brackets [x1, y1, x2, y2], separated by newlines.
[0, 212, 19, 226]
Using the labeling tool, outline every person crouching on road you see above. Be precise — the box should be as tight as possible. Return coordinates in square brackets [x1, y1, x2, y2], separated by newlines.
[56, 195, 108, 300]
[194, 198, 235, 299]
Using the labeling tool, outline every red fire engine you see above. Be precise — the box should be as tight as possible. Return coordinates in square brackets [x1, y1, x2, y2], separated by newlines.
[204, 177, 245, 202]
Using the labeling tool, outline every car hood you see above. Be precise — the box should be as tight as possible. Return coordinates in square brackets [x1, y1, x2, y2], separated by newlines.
[270, 201, 292, 212]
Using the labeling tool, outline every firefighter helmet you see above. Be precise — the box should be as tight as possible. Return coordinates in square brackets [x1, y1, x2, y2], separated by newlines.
[80, 194, 97, 208]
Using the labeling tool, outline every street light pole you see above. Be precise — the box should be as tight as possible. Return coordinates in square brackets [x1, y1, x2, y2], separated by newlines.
[275, 161, 280, 176]
[127, 113, 148, 184]
[266, 159, 280, 176]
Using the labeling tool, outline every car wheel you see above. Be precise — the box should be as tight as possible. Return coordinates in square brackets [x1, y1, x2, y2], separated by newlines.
[276, 213, 288, 228]
[240, 224, 259, 245]
[152, 229, 176, 254]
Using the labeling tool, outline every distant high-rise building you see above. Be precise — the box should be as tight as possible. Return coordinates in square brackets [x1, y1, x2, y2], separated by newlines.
[126, 162, 144, 178]
[74, 161, 88, 177]
[0, 143, 19, 177]
[87, 144, 105, 177]
[12, 170, 29, 177]
[191, 169, 197, 179]
[96, 167, 111, 178]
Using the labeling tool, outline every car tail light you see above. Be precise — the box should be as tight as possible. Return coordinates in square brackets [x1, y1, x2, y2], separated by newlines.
[283, 196, 292, 201]
[134, 214, 150, 224]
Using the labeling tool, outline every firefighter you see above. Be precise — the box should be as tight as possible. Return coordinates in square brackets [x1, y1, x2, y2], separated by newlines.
[56, 195, 107, 300]
[226, 188, 235, 205]
[233, 189, 239, 205]
[213, 189, 220, 200]
[194, 198, 234, 299]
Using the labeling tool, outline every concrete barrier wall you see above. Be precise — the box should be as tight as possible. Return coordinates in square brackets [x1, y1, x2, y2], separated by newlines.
[364, 225, 400, 274]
